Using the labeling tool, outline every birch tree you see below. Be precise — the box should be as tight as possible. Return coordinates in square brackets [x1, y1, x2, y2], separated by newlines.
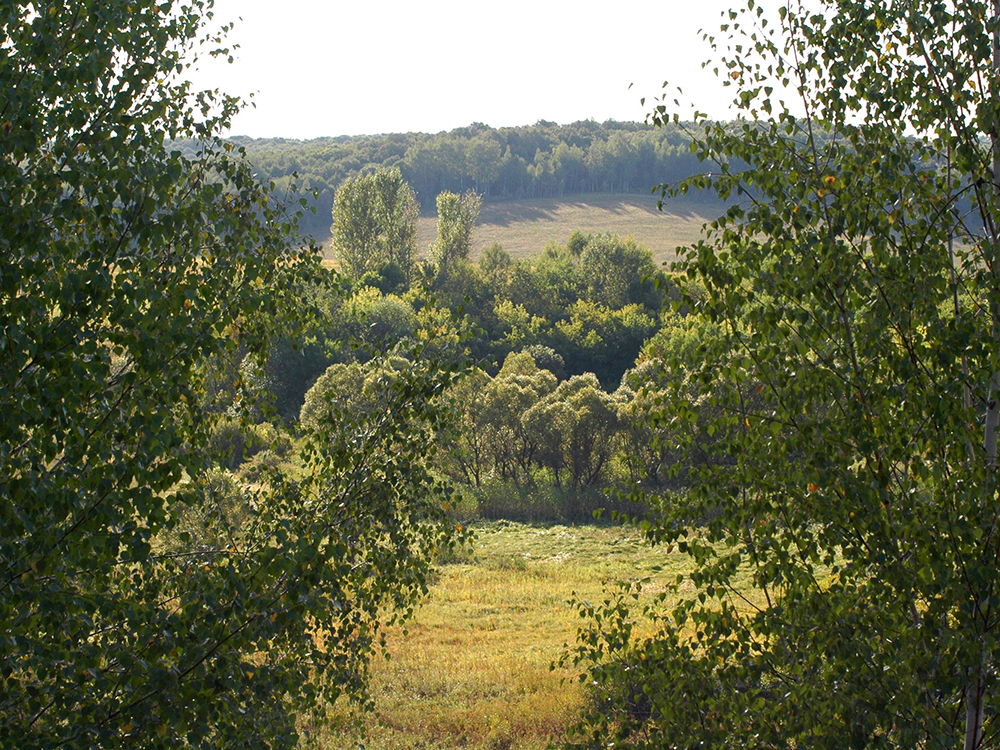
[0, 3, 458, 748]
[565, 1, 1000, 748]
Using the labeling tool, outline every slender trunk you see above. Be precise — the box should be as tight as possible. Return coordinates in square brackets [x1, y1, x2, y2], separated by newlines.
[966, 7, 1000, 748]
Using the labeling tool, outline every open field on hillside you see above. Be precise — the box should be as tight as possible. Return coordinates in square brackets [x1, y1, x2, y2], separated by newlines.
[321, 193, 720, 272]
[314, 521, 697, 750]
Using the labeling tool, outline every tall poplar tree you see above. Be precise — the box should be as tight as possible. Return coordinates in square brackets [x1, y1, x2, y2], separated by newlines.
[331, 167, 418, 282]
[430, 189, 482, 280]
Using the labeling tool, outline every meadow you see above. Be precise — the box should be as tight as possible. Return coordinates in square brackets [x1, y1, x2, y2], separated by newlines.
[322, 193, 717, 271]
[316, 521, 689, 750]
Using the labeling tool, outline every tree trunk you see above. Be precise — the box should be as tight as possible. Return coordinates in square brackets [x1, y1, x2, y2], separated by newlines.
[966, 6, 1000, 748]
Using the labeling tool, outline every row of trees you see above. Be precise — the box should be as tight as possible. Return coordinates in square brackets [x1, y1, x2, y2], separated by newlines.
[444, 353, 622, 491]
[236, 121, 714, 236]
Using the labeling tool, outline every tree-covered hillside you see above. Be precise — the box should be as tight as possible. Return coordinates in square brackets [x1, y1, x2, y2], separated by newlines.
[232, 120, 714, 238]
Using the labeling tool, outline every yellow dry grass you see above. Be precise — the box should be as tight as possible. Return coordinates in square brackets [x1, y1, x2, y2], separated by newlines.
[316, 521, 690, 750]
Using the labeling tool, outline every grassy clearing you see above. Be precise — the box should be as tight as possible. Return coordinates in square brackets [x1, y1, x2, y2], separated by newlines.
[321, 193, 718, 271]
[316, 520, 690, 750]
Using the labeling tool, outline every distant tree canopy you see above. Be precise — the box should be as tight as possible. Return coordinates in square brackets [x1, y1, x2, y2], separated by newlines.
[231, 120, 714, 237]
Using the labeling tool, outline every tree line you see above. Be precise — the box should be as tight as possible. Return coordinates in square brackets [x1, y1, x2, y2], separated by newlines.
[232, 120, 713, 237]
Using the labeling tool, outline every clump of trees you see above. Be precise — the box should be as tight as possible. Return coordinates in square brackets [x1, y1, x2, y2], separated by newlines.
[439, 335, 717, 502]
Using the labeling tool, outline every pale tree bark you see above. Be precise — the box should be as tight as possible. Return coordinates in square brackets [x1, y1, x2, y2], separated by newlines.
[965, 4, 1000, 747]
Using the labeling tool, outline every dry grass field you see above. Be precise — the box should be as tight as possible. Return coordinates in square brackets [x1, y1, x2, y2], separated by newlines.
[314, 521, 691, 750]
[321, 193, 720, 272]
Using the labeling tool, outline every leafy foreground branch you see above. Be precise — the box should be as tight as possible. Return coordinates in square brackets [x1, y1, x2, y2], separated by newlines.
[565, 1, 1000, 749]
[0, 3, 460, 748]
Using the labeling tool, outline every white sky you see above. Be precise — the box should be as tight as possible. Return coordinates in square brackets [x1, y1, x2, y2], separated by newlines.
[187, 0, 741, 140]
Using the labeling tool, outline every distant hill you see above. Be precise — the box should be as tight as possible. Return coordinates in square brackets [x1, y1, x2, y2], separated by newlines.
[320, 192, 719, 270]
[236, 120, 712, 239]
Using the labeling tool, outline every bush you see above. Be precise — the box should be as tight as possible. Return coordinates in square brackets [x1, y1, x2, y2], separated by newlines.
[208, 417, 250, 470]
[208, 417, 293, 470]
[237, 449, 284, 484]
[465, 479, 645, 524]
[167, 468, 256, 552]
[249, 421, 293, 458]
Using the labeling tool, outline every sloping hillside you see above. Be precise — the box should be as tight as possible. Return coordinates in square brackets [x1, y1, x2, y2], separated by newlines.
[418, 192, 716, 267]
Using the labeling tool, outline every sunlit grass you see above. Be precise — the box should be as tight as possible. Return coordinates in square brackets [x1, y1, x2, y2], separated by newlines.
[314, 521, 689, 750]
[320, 193, 717, 269]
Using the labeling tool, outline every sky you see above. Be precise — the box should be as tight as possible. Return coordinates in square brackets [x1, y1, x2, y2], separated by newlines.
[186, 0, 740, 140]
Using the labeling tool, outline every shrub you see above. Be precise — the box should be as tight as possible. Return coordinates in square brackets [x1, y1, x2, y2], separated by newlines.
[466, 479, 644, 524]
[208, 417, 293, 470]
[166, 468, 256, 552]
[208, 417, 250, 470]
[237, 449, 284, 485]
[248, 421, 293, 458]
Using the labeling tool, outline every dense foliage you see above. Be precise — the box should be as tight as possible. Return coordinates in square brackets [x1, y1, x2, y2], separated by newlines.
[0, 3, 460, 748]
[564, 1, 1000, 749]
[256, 209, 680, 433]
[330, 166, 418, 282]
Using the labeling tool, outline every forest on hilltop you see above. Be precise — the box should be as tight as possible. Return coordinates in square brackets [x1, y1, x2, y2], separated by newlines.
[231, 120, 714, 237]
